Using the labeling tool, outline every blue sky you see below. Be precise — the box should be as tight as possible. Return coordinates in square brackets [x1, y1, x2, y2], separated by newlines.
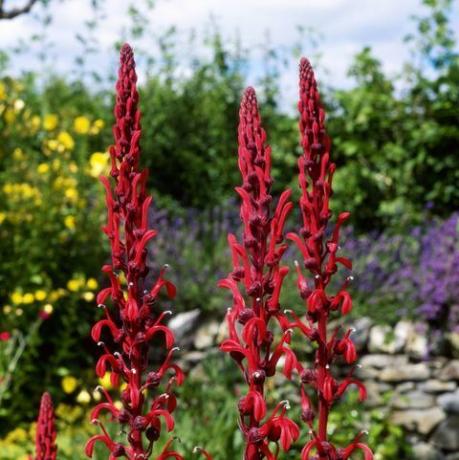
[1, 0, 458, 109]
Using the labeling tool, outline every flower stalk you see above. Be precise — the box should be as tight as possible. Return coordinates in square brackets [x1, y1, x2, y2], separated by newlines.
[86, 44, 184, 460]
[219, 87, 299, 460]
[34, 392, 57, 460]
[286, 58, 373, 460]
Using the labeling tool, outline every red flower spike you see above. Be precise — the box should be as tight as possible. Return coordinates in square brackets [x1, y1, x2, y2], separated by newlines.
[219, 87, 298, 459]
[287, 58, 372, 458]
[86, 44, 194, 459]
[34, 392, 57, 460]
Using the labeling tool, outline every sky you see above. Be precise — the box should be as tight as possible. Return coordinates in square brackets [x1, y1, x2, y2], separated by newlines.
[0, 0, 458, 109]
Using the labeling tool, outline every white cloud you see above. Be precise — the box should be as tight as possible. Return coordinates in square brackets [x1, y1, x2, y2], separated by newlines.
[0, 0, 458, 110]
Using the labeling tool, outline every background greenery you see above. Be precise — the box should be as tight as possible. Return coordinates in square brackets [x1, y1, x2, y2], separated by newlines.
[0, 0, 458, 458]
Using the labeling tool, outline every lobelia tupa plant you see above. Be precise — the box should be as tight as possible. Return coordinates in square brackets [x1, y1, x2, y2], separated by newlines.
[32, 392, 57, 460]
[86, 44, 189, 460]
[219, 87, 300, 460]
[285, 59, 372, 459]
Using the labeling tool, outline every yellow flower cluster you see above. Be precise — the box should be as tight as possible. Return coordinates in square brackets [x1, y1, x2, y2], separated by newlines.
[66, 275, 98, 302]
[88, 151, 110, 178]
[2, 182, 42, 206]
[73, 116, 105, 135]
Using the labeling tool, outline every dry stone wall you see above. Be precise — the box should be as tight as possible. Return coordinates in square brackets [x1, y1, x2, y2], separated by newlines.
[171, 312, 459, 459]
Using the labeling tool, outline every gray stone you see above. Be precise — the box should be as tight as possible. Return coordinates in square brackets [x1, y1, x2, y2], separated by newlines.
[396, 381, 416, 393]
[369, 324, 398, 354]
[355, 365, 381, 380]
[360, 353, 408, 369]
[406, 324, 429, 359]
[439, 360, 459, 381]
[447, 332, 459, 359]
[412, 442, 446, 460]
[194, 320, 220, 349]
[438, 390, 459, 414]
[364, 380, 384, 407]
[391, 391, 435, 409]
[380, 362, 430, 382]
[432, 415, 459, 450]
[391, 407, 446, 435]
[394, 320, 414, 352]
[168, 309, 201, 345]
[351, 317, 373, 351]
[420, 380, 457, 393]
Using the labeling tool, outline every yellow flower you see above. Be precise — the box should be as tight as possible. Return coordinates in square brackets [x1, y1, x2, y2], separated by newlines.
[57, 131, 75, 151]
[37, 163, 49, 174]
[11, 292, 23, 304]
[5, 427, 28, 442]
[86, 278, 98, 290]
[98, 372, 113, 390]
[73, 116, 91, 135]
[43, 303, 53, 315]
[64, 215, 76, 230]
[13, 148, 24, 160]
[22, 293, 34, 304]
[114, 401, 123, 410]
[82, 291, 94, 302]
[31, 115, 41, 130]
[0, 212, 5, 224]
[69, 162, 79, 173]
[3, 183, 13, 194]
[4, 108, 15, 124]
[52, 159, 61, 171]
[76, 389, 91, 404]
[88, 151, 109, 178]
[3, 305, 12, 314]
[43, 114, 58, 131]
[65, 187, 78, 202]
[67, 278, 83, 292]
[0, 82, 5, 100]
[34, 290, 47, 301]
[61, 375, 78, 394]
[90, 119, 105, 135]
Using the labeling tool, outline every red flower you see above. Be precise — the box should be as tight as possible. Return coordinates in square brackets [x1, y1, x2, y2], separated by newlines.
[287, 58, 372, 458]
[86, 43, 187, 459]
[34, 392, 57, 460]
[0, 331, 11, 341]
[219, 87, 297, 459]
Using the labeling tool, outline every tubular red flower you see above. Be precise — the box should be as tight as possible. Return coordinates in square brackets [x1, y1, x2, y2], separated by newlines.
[219, 87, 298, 459]
[288, 58, 373, 459]
[34, 392, 57, 460]
[86, 43, 185, 459]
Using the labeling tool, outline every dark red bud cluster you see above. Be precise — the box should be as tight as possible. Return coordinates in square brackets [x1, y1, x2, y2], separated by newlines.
[34, 392, 57, 460]
[219, 87, 299, 460]
[287, 58, 373, 460]
[86, 44, 188, 460]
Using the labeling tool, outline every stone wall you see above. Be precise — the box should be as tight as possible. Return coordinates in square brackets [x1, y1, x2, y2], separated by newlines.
[170, 312, 459, 459]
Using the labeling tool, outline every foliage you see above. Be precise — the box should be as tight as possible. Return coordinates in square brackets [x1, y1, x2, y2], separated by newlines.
[326, 0, 459, 230]
[0, 355, 412, 459]
[0, 75, 108, 431]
